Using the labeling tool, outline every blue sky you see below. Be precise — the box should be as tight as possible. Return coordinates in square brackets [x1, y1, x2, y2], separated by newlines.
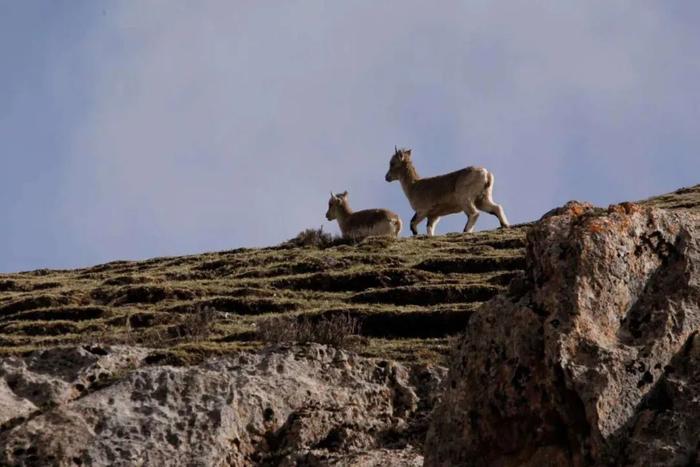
[2, 1, 699, 272]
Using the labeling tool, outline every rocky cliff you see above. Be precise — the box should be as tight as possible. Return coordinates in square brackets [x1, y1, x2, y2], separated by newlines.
[425, 197, 700, 466]
[1, 344, 445, 466]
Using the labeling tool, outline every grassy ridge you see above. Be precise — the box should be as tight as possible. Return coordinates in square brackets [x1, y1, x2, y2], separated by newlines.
[1, 184, 697, 364]
[0, 228, 527, 365]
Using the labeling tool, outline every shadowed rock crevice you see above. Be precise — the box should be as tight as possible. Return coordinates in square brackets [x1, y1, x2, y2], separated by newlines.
[619, 230, 698, 346]
[610, 331, 700, 466]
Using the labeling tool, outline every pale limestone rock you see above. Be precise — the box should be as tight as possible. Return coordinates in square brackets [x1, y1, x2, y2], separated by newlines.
[0, 345, 443, 466]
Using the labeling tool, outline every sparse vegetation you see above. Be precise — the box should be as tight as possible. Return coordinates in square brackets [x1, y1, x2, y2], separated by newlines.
[256, 313, 359, 349]
[283, 227, 337, 248]
[0, 225, 537, 364]
[0, 185, 696, 363]
[173, 305, 216, 342]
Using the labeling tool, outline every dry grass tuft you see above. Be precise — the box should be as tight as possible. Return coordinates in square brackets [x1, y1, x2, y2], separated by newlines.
[174, 305, 217, 342]
[283, 227, 337, 248]
[257, 313, 359, 349]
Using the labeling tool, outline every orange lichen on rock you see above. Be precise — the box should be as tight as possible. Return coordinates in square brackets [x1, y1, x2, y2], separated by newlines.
[608, 202, 641, 216]
[568, 202, 590, 217]
[604, 203, 647, 235]
[587, 219, 607, 234]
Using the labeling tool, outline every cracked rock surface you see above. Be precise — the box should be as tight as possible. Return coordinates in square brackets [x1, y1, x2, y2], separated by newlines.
[0, 344, 444, 466]
[425, 203, 700, 466]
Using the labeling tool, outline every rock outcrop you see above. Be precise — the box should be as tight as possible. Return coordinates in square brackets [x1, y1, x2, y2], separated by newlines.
[425, 202, 700, 466]
[0, 344, 444, 466]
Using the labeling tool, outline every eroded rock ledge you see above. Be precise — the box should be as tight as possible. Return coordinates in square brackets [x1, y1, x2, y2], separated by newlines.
[425, 203, 700, 466]
[0, 344, 444, 466]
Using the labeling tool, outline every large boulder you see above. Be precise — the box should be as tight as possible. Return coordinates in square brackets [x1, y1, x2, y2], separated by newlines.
[0, 344, 444, 466]
[425, 203, 700, 466]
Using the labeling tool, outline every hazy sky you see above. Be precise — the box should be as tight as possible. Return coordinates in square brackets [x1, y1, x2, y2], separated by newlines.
[2, 1, 699, 272]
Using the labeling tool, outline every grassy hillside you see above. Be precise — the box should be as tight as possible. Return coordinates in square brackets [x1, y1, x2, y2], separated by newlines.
[1, 184, 698, 365]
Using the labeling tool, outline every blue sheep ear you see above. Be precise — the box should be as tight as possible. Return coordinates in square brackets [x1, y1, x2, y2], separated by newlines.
[341, 191, 348, 199]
